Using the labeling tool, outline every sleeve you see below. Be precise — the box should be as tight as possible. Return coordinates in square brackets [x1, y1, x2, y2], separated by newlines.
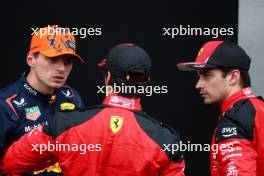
[0, 104, 16, 160]
[72, 88, 85, 108]
[0, 127, 58, 175]
[159, 127, 185, 176]
[214, 102, 258, 176]
[160, 160, 185, 176]
[255, 104, 264, 175]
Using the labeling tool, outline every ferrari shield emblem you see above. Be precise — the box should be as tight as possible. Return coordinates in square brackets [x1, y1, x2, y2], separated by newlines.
[110, 116, 124, 133]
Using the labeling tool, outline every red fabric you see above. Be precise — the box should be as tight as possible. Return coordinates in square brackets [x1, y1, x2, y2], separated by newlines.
[195, 41, 224, 63]
[103, 95, 142, 111]
[220, 87, 255, 113]
[1, 127, 58, 174]
[211, 87, 264, 176]
[1, 96, 185, 176]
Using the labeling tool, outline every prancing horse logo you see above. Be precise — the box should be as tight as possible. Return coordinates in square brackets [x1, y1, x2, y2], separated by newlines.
[110, 116, 124, 133]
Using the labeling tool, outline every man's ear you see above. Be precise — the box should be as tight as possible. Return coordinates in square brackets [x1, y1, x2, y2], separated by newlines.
[105, 71, 111, 86]
[228, 69, 240, 86]
[26, 52, 36, 67]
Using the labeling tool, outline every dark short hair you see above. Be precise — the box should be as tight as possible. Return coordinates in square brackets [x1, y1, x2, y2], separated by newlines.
[218, 67, 251, 88]
[109, 72, 151, 98]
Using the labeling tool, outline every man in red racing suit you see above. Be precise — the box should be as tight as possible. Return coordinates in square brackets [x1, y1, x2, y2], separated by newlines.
[210, 87, 264, 176]
[177, 40, 264, 176]
[1, 43, 185, 176]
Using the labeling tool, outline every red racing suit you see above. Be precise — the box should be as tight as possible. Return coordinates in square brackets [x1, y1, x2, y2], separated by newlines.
[211, 87, 264, 176]
[1, 95, 185, 176]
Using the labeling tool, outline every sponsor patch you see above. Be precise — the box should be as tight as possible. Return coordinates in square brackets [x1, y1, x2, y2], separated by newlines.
[60, 102, 76, 110]
[109, 96, 135, 109]
[25, 106, 41, 121]
[13, 97, 27, 107]
[222, 127, 237, 138]
[61, 90, 73, 98]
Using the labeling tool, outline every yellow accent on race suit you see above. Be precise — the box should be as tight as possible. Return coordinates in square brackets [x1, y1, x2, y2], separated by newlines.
[60, 102, 76, 110]
[33, 162, 62, 174]
[110, 116, 124, 133]
[198, 47, 204, 56]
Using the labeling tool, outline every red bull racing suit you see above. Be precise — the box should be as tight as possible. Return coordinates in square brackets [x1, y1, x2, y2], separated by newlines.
[0, 73, 84, 176]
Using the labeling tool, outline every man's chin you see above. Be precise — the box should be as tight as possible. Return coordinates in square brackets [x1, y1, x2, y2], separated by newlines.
[203, 99, 219, 106]
[203, 101, 211, 105]
[49, 82, 65, 89]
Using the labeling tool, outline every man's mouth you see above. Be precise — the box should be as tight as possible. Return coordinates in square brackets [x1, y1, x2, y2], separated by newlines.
[52, 75, 64, 82]
[200, 91, 208, 97]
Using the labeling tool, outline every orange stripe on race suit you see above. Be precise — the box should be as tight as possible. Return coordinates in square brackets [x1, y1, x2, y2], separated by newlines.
[6, 94, 19, 117]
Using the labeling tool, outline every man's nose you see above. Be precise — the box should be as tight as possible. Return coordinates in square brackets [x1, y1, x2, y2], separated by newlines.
[195, 78, 203, 90]
[56, 60, 66, 71]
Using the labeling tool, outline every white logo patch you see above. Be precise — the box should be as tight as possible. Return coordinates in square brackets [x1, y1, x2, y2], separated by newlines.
[13, 98, 27, 107]
[222, 127, 237, 138]
[61, 90, 73, 98]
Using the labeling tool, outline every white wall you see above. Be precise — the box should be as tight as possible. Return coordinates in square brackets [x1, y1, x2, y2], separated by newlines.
[239, 0, 264, 96]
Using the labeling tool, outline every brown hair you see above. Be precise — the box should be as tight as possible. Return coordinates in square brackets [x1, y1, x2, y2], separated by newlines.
[218, 67, 251, 88]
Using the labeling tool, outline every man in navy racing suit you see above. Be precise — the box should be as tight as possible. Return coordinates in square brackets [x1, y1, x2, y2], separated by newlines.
[0, 25, 85, 176]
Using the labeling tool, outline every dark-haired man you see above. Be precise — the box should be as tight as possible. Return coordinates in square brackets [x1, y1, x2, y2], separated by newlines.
[177, 40, 264, 176]
[0, 25, 85, 175]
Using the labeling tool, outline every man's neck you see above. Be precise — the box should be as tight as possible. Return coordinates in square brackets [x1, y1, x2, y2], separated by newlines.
[26, 72, 54, 95]
[220, 86, 243, 107]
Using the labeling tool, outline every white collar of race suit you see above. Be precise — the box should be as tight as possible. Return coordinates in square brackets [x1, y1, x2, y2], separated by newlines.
[103, 95, 142, 111]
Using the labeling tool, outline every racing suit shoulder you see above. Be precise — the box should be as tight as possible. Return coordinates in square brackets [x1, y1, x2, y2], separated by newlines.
[0, 81, 21, 159]
[211, 98, 259, 176]
[44, 105, 105, 139]
[256, 96, 264, 101]
[0, 80, 23, 125]
[0, 80, 25, 109]
[0, 81, 20, 97]
[0, 80, 39, 120]
[216, 98, 256, 143]
[133, 111, 184, 163]
[0, 81, 21, 105]
[59, 84, 78, 94]
[249, 97, 264, 175]
[250, 96, 264, 112]
[57, 84, 84, 108]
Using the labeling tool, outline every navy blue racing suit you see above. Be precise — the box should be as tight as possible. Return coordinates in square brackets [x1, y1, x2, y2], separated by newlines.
[0, 73, 84, 175]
